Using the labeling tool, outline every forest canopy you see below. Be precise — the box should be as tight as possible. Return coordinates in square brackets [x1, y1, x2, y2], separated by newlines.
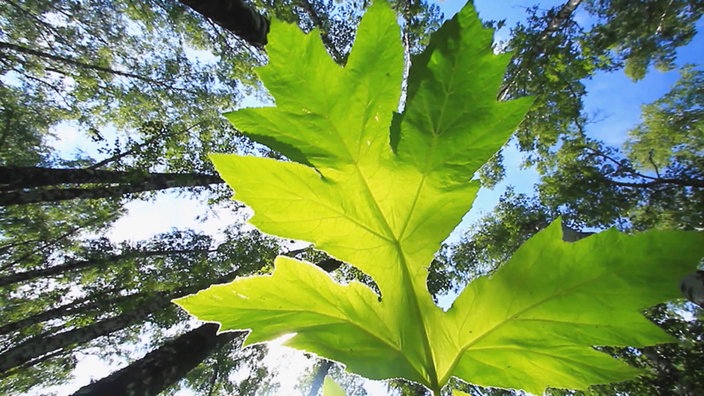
[1, 0, 703, 395]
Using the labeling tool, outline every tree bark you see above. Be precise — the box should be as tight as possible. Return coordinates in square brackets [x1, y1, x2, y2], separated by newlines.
[178, 0, 269, 47]
[0, 167, 224, 206]
[0, 247, 215, 287]
[0, 266, 247, 374]
[71, 323, 243, 396]
[540, 0, 584, 41]
[307, 359, 333, 396]
[0, 287, 124, 336]
[0, 166, 223, 190]
[561, 223, 594, 242]
[0, 291, 180, 374]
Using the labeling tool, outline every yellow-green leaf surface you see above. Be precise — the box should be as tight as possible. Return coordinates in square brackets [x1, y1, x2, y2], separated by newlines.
[323, 376, 346, 396]
[175, 1, 704, 394]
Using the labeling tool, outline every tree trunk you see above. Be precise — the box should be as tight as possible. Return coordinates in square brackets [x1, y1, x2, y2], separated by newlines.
[0, 247, 215, 287]
[0, 166, 224, 190]
[71, 324, 243, 396]
[561, 223, 594, 242]
[540, 0, 584, 40]
[0, 292, 174, 374]
[178, 0, 269, 47]
[0, 267, 245, 374]
[307, 359, 333, 396]
[0, 167, 224, 206]
[0, 287, 123, 336]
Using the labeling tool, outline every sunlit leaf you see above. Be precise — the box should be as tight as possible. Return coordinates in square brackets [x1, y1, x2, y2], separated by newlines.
[175, 1, 704, 394]
[323, 376, 346, 396]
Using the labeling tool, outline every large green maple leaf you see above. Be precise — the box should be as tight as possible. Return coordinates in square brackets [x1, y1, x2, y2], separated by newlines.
[175, 2, 704, 394]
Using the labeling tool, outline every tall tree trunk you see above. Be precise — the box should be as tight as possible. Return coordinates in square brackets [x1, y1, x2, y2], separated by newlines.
[539, 0, 584, 40]
[0, 167, 224, 206]
[307, 359, 333, 396]
[0, 212, 112, 272]
[71, 324, 243, 396]
[0, 287, 124, 336]
[0, 166, 224, 190]
[178, 0, 269, 47]
[0, 247, 215, 287]
[0, 268, 245, 374]
[0, 292, 174, 374]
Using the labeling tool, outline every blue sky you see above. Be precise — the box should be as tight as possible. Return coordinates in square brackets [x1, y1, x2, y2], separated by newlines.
[47, 1, 704, 245]
[41, 2, 704, 393]
[45, 1, 704, 242]
[435, 0, 704, 240]
[149, 3, 703, 395]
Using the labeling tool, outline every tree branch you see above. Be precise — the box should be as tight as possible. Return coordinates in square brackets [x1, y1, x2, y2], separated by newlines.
[87, 121, 204, 170]
[0, 41, 201, 95]
[648, 149, 662, 178]
[606, 176, 704, 189]
[0, 215, 109, 273]
[178, 0, 270, 47]
[1, 41, 155, 83]
[0, 168, 224, 206]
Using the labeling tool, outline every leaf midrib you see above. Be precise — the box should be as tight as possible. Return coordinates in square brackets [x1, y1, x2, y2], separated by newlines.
[351, 157, 440, 386]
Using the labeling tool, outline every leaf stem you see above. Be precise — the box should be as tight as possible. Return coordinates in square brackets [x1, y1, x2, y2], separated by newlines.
[430, 385, 442, 396]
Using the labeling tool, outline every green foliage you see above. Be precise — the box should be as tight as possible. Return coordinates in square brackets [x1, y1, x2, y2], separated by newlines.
[0, 224, 279, 394]
[0, 85, 57, 166]
[0, 0, 261, 180]
[451, 189, 556, 286]
[323, 376, 346, 396]
[626, 66, 704, 177]
[0, 1, 444, 394]
[482, 0, 703, 188]
[176, 2, 704, 394]
[253, 0, 443, 63]
[585, 0, 703, 80]
[579, 303, 704, 395]
[535, 65, 704, 232]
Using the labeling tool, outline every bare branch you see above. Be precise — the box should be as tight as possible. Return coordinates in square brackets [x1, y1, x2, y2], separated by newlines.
[0, 41, 202, 95]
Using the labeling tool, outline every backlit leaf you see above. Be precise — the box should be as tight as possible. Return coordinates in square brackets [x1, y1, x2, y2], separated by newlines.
[323, 376, 346, 396]
[175, 1, 704, 393]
